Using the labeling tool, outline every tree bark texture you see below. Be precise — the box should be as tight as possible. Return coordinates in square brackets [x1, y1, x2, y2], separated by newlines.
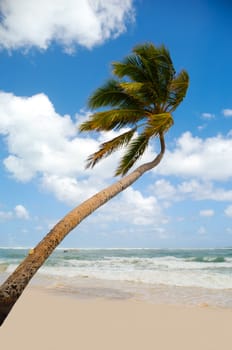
[0, 134, 165, 326]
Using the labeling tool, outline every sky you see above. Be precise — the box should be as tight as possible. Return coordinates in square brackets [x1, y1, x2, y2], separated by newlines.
[0, 0, 231, 248]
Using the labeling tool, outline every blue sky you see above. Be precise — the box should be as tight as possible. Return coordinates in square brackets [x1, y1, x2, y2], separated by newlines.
[0, 0, 232, 248]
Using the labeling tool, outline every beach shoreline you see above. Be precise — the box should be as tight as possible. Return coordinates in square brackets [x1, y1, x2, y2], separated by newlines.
[1, 286, 232, 350]
[2, 247, 232, 309]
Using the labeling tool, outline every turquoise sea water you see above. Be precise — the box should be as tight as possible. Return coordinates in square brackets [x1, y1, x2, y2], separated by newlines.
[0, 247, 232, 307]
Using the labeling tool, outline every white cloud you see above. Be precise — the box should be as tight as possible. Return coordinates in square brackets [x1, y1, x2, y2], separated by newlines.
[0, 210, 13, 221]
[222, 109, 232, 117]
[0, 0, 134, 52]
[151, 178, 232, 204]
[199, 209, 214, 217]
[177, 180, 232, 201]
[150, 179, 177, 202]
[0, 92, 96, 182]
[201, 112, 215, 119]
[14, 204, 30, 219]
[121, 187, 162, 225]
[41, 174, 106, 206]
[225, 205, 232, 217]
[156, 131, 232, 180]
[0, 205, 29, 221]
[92, 186, 166, 226]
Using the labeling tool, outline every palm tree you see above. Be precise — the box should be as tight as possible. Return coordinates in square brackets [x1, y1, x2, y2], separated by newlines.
[0, 43, 189, 325]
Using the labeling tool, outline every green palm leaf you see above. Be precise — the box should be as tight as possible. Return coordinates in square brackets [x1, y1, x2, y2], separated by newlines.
[147, 112, 174, 135]
[112, 54, 148, 83]
[86, 128, 136, 168]
[115, 133, 150, 176]
[88, 79, 142, 110]
[166, 70, 189, 112]
[79, 109, 146, 132]
[115, 112, 173, 176]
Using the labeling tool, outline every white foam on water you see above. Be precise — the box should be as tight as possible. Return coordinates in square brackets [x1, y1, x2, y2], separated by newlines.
[37, 255, 232, 290]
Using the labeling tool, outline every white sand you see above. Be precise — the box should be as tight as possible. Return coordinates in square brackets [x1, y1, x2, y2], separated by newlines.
[1, 287, 232, 350]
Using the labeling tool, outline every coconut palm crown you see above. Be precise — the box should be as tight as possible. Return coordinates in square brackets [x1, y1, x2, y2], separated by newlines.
[80, 43, 189, 175]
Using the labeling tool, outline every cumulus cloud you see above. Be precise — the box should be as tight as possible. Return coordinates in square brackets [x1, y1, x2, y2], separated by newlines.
[156, 131, 232, 180]
[0, 204, 29, 221]
[178, 180, 232, 201]
[14, 204, 30, 219]
[41, 174, 107, 206]
[0, 0, 134, 52]
[199, 209, 214, 217]
[0, 92, 96, 182]
[150, 179, 177, 208]
[150, 179, 177, 200]
[201, 112, 215, 119]
[120, 187, 163, 225]
[222, 109, 232, 117]
[151, 179, 232, 205]
[92, 186, 167, 226]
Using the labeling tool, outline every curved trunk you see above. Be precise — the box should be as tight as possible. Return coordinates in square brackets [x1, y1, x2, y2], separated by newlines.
[0, 134, 165, 326]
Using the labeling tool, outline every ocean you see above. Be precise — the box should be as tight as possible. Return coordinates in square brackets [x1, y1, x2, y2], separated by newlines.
[0, 247, 232, 308]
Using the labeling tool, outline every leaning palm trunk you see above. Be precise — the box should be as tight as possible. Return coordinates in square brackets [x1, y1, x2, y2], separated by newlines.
[0, 42, 189, 326]
[0, 134, 165, 326]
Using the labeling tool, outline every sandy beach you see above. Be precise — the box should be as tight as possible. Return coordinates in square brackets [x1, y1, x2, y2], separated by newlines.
[0, 287, 232, 350]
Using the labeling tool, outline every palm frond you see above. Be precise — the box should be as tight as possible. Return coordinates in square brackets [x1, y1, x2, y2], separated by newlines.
[88, 78, 144, 110]
[115, 112, 173, 176]
[79, 109, 146, 132]
[86, 128, 136, 168]
[88, 79, 127, 109]
[167, 70, 189, 112]
[119, 81, 158, 106]
[119, 82, 143, 94]
[112, 54, 148, 83]
[117, 43, 175, 105]
[134, 43, 174, 78]
[115, 133, 150, 176]
[112, 43, 179, 108]
[147, 112, 174, 135]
